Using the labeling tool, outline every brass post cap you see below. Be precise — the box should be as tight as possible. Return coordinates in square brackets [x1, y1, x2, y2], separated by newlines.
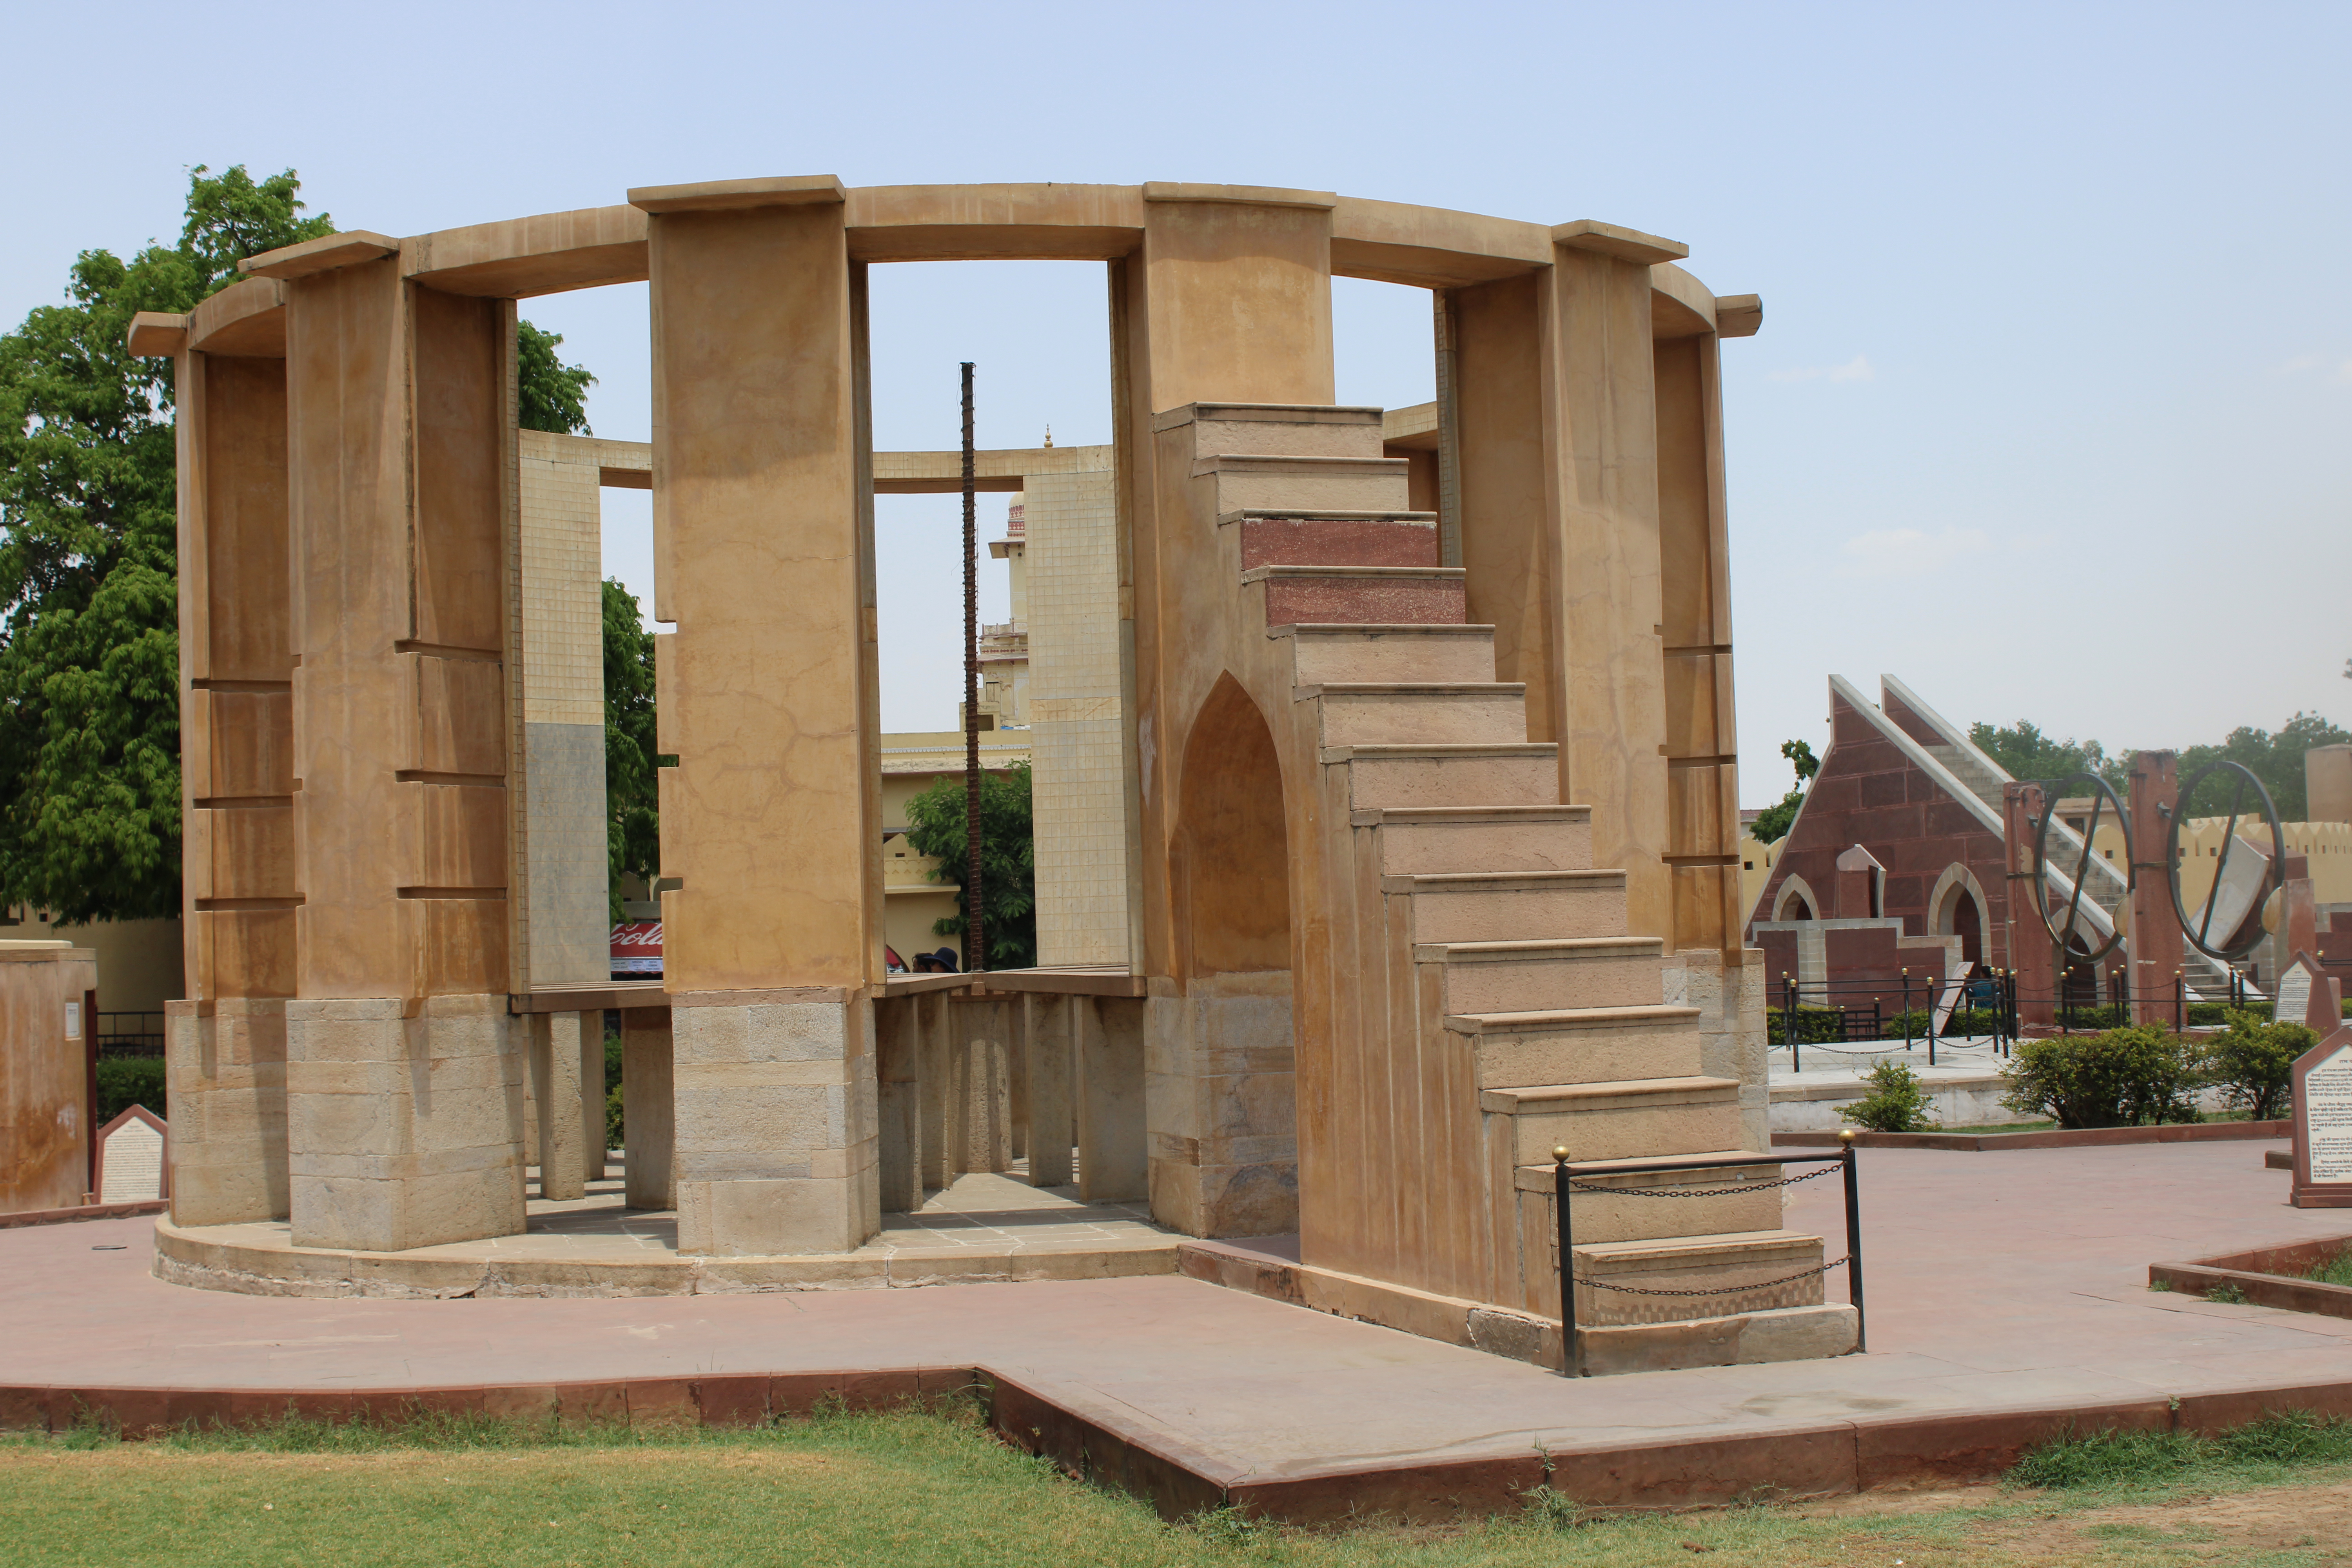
[1839, 1128, 1857, 1144]
[1552, 1146, 1571, 1162]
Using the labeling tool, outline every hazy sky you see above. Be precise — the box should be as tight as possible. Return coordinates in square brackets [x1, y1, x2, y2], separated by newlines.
[10, 2, 2345, 801]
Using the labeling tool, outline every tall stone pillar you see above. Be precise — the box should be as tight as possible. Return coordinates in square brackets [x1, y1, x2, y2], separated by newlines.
[1114, 184, 1333, 1239]
[528, 1011, 590, 1201]
[2129, 751, 2185, 1028]
[621, 1006, 675, 1210]
[635, 176, 881, 1256]
[136, 298, 298, 1226]
[256, 235, 526, 1252]
[1448, 223, 1692, 946]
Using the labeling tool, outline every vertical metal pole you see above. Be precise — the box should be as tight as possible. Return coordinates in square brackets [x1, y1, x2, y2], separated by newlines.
[960, 363, 985, 973]
[1841, 1129, 1865, 1353]
[2175, 970, 2183, 1034]
[82, 987, 99, 1197]
[1903, 970, 1912, 1051]
[1553, 1147, 1577, 1377]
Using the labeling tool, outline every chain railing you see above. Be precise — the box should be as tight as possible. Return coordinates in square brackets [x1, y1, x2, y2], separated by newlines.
[1549, 1137, 1864, 1377]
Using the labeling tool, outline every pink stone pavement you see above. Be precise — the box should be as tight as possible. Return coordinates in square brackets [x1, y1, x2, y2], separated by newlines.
[8, 1143, 2352, 1496]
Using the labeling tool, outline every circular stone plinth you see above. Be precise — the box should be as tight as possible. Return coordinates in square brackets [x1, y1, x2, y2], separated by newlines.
[153, 1174, 1180, 1299]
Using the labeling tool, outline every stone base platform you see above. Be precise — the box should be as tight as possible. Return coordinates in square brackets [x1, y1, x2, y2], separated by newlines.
[155, 1170, 1180, 1299]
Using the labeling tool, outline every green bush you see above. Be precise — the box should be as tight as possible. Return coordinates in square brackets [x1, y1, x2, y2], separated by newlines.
[1768, 1005, 1847, 1046]
[2199, 1010, 2312, 1122]
[606, 1083, 624, 1151]
[1839, 1060, 1940, 1132]
[2054, 1003, 2129, 1031]
[2188, 998, 2273, 1027]
[95, 1058, 166, 1123]
[2000, 1026, 2201, 1129]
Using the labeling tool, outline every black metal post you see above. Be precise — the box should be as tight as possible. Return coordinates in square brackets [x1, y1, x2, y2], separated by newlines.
[1841, 1129, 1866, 1353]
[1902, 970, 1912, 1051]
[1553, 1146, 1576, 1377]
[959, 363, 985, 973]
[2175, 969, 2183, 1034]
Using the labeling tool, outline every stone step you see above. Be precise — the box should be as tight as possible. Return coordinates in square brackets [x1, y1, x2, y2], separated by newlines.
[1195, 452, 1410, 513]
[1510, 1154, 1786, 1247]
[1452, 1004, 1708, 1089]
[1353, 805, 1593, 876]
[1300, 682, 1524, 746]
[1273, 623, 1495, 686]
[1482, 1076, 1744, 1165]
[1156, 402, 1386, 460]
[1320, 742, 1560, 811]
[1245, 565, 1465, 626]
[1419, 935, 1664, 1014]
[1225, 510, 1439, 570]
[1385, 869, 1626, 944]
[1564, 1228, 1829, 1328]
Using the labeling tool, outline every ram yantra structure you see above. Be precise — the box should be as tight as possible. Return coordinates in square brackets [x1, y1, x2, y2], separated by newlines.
[127, 178, 1851, 1369]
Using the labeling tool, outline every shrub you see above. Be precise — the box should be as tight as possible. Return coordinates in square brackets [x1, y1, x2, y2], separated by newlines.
[1768, 1006, 1847, 1047]
[2000, 1026, 2201, 1129]
[2189, 998, 2273, 1027]
[95, 1058, 166, 1123]
[606, 1083, 624, 1151]
[2200, 1010, 2311, 1122]
[1839, 1060, 1939, 1132]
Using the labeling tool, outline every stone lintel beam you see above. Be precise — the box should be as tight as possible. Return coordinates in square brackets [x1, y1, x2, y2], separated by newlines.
[1552, 219, 1690, 265]
[239, 230, 401, 280]
[1715, 294, 1764, 338]
[628, 174, 846, 214]
[125, 312, 188, 357]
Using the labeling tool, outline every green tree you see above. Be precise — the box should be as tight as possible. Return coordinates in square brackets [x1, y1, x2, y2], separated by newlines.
[2178, 713, 2351, 824]
[902, 762, 1036, 969]
[1750, 738, 1818, 845]
[0, 165, 332, 922]
[602, 579, 660, 920]
[1969, 719, 2127, 794]
[518, 321, 595, 435]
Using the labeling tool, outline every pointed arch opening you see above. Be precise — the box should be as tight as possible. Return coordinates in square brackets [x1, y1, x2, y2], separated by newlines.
[1171, 674, 1291, 977]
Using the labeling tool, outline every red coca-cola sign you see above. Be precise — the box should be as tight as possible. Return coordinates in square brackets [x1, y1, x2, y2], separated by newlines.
[610, 921, 662, 978]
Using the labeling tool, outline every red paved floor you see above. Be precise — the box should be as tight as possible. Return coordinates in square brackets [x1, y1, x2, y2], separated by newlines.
[6, 1142, 2349, 1488]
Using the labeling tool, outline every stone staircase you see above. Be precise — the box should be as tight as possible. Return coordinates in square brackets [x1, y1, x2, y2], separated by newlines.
[1179, 403, 1846, 1367]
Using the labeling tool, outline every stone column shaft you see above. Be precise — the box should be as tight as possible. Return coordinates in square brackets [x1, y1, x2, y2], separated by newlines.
[621, 1006, 674, 1210]
[1026, 995, 1075, 1187]
[530, 1011, 588, 1201]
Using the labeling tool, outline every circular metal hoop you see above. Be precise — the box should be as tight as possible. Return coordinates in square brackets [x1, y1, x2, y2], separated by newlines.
[2166, 759, 2287, 963]
[2031, 772, 2131, 964]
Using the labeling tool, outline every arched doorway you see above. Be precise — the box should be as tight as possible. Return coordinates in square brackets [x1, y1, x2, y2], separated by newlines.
[1772, 874, 1819, 923]
[1927, 863, 1991, 968]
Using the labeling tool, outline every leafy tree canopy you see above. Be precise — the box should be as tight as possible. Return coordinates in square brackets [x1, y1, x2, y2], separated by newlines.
[903, 763, 1036, 970]
[1749, 738, 1818, 844]
[602, 579, 659, 920]
[519, 322, 595, 435]
[1969, 719, 2128, 796]
[2178, 713, 2352, 824]
[1969, 713, 2351, 822]
[0, 165, 331, 922]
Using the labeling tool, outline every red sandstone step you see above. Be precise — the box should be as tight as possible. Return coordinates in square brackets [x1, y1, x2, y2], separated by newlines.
[1383, 869, 1627, 944]
[1246, 565, 1465, 626]
[1224, 510, 1440, 570]
[1271, 623, 1495, 685]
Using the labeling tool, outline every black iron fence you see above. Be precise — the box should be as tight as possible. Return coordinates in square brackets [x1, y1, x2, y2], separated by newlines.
[96, 1011, 166, 1056]
[1550, 1141, 1864, 1376]
[1776, 973, 2014, 1070]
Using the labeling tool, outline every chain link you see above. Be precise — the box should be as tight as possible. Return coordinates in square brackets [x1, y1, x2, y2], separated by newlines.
[1571, 1257, 1849, 1298]
[1564, 1165, 1835, 1200]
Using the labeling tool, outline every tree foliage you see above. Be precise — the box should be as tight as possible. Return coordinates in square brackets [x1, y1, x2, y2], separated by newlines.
[1969, 719, 2128, 795]
[1750, 738, 1818, 845]
[902, 763, 1036, 970]
[602, 579, 660, 920]
[2177, 713, 2352, 824]
[0, 165, 331, 922]
[518, 321, 595, 436]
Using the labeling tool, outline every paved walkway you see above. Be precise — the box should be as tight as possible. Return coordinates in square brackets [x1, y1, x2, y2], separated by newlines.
[10, 1141, 2352, 1491]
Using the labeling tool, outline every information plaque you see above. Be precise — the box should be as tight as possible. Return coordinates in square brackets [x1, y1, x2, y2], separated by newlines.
[2292, 1017, 2352, 1208]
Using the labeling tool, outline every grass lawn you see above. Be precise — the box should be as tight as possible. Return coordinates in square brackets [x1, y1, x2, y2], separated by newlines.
[5, 1403, 2352, 1566]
